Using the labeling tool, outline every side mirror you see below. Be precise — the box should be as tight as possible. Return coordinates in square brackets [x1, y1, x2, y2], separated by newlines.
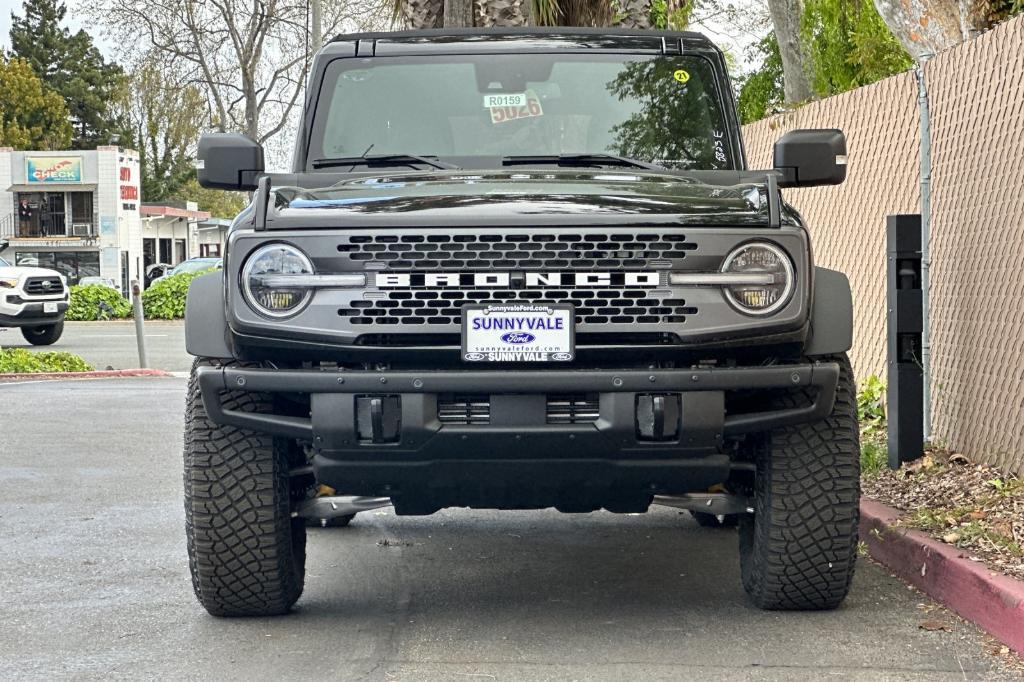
[197, 133, 265, 191]
[773, 129, 847, 188]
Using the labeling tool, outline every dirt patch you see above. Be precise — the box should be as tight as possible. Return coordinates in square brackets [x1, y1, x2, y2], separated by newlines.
[863, 446, 1024, 581]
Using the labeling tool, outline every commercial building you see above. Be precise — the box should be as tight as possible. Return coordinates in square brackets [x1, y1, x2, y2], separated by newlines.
[0, 147, 141, 291]
[0, 148, 214, 290]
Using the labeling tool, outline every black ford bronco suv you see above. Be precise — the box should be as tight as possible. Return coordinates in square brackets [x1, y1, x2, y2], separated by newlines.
[185, 28, 858, 617]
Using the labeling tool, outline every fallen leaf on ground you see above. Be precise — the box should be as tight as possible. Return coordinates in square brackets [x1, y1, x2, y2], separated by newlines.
[919, 620, 950, 632]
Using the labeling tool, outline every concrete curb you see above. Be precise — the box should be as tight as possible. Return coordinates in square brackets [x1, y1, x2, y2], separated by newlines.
[0, 368, 173, 382]
[861, 498, 1024, 655]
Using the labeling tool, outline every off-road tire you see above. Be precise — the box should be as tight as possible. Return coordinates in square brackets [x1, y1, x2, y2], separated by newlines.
[690, 511, 740, 528]
[21, 320, 63, 345]
[184, 358, 306, 617]
[738, 353, 860, 610]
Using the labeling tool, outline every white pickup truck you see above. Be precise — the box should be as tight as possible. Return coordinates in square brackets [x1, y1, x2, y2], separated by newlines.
[0, 244, 68, 345]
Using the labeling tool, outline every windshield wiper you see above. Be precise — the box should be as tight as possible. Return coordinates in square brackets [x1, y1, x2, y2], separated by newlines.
[312, 154, 461, 171]
[502, 154, 665, 171]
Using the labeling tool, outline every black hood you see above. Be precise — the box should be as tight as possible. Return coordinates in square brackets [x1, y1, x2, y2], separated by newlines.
[268, 170, 777, 228]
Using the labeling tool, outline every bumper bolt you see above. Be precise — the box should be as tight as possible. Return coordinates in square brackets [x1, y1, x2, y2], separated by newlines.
[648, 375, 656, 382]
[413, 378, 423, 389]
[612, 377, 623, 387]
[790, 373, 800, 384]
[379, 377, 387, 384]
[336, 377, 345, 384]
[691, 374, 699, 382]
[236, 376, 246, 387]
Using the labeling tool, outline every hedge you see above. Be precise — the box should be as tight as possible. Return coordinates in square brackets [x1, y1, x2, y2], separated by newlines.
[66, 284, 133, 321]
[0, 348, 93, 373]
[141, 271, 206, 320]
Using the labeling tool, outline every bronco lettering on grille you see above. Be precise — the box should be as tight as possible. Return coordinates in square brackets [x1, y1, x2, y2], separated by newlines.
[375, 272, 661, 288]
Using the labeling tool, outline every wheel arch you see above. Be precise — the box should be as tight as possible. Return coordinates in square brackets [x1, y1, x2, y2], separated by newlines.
[804, 267, 853, 356]
[185, 271, 234, 360]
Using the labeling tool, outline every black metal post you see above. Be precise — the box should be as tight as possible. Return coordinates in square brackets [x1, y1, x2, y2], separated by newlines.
[886, 214, 924, 468]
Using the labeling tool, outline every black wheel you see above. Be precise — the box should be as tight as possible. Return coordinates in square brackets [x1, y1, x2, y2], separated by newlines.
[690, 511, 740, 528]
[305, 513, 355, 528]
[738, 353, 860, 610]
[21, 320, 64, 345]
[184, 358, 307, 617]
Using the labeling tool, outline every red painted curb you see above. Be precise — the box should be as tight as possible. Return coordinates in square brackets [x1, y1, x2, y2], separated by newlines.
[0, 368, 173, 382]
[861, 498, 1024, 655]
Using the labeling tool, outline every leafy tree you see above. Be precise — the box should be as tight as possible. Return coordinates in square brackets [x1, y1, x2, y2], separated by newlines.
[736, 35, 785, 124]
[737, 0, 912, 123]
[124, 57, 206, 202]
[802, 0, 912, 96]
[9, 0, 128, 148]
[172, 177, 246, 220]
[0, 56, 72, 149]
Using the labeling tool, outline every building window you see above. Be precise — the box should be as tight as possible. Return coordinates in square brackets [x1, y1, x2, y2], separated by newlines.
[15, 250, 100, 285]
[174, 239, 186, 264]
[199, 244, 221, 257]
[15, 191, 96, 238]
[158, 238, 172, 264]
[69, 192, 95, 235]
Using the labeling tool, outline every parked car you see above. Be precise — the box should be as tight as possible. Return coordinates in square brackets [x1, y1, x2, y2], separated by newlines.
[77, 276, 122, 295]
[184, 28, 858, 617]
[150, 257, 222, 285]
[0, 248, 69, 345]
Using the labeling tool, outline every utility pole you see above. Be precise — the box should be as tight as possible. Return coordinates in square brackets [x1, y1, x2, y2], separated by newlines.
[311, 0, 323, 52]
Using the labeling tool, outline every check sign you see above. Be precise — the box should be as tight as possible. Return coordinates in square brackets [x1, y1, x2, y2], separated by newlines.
[462, 304, 574, 362]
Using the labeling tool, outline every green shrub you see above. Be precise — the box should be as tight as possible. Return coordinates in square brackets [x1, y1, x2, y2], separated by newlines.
[141, 271, 205, 320]
[0, 348, 93, 373]
[857, 375, 886, 430]
[66, 284, 132, 321]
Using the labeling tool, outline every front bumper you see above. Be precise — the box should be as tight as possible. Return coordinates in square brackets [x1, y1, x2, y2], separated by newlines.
[197, 362, 838, 508]
[0, 301, 68, 326]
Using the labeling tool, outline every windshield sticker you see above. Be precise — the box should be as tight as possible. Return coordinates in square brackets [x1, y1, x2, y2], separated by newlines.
[484, 93, 527, 108]
[489, 90, 543, 124]
[673, 69, 690, 84]
[713, 130, 727, 165]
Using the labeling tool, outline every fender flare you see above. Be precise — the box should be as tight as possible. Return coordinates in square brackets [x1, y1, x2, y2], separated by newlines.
[805, 267, 853, 356]
[184, 272, 234, 360]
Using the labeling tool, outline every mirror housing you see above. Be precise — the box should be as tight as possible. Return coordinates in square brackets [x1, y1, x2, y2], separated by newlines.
[197, 133, 265, 191]
[773, 129, 847, 188]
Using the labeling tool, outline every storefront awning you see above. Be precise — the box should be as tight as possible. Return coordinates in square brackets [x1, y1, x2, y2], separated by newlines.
[140, 205, 211, 221]
[7, 183, 99, 192]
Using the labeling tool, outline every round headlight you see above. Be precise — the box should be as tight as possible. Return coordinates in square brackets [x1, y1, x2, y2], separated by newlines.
[721, 242, 794, 315]
[241, 243, 314, 318]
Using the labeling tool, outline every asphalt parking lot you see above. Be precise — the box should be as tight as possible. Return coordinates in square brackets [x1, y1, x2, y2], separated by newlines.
[1, 320, 190, 372]
[1, 376, 1019, 680]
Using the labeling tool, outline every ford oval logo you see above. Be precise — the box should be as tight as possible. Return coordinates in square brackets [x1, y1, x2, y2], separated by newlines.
[501, 332, 536, 344]
[552, 352, 573, 361]
[464, 352, 485, 361]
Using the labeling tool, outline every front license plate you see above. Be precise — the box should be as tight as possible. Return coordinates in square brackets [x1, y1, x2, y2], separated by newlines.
[462, 304, 574, 362]
[43, 302, 58, 313]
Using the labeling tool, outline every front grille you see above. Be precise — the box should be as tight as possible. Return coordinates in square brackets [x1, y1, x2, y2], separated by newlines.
[340, 232, 697, 270]
[546, 394, 600, 424]
[24, 277, 64, 296]
[437, 394, 490, 424]
[341, 290, 697, 326]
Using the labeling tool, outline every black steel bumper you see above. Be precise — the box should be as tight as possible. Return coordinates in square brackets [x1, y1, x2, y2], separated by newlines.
[196, 362, 838, 508]
[197, 362, 838, 445]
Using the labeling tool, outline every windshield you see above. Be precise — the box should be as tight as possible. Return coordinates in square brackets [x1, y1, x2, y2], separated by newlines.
[0, 256, 9, 267]
[309, 53, 737, 171]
